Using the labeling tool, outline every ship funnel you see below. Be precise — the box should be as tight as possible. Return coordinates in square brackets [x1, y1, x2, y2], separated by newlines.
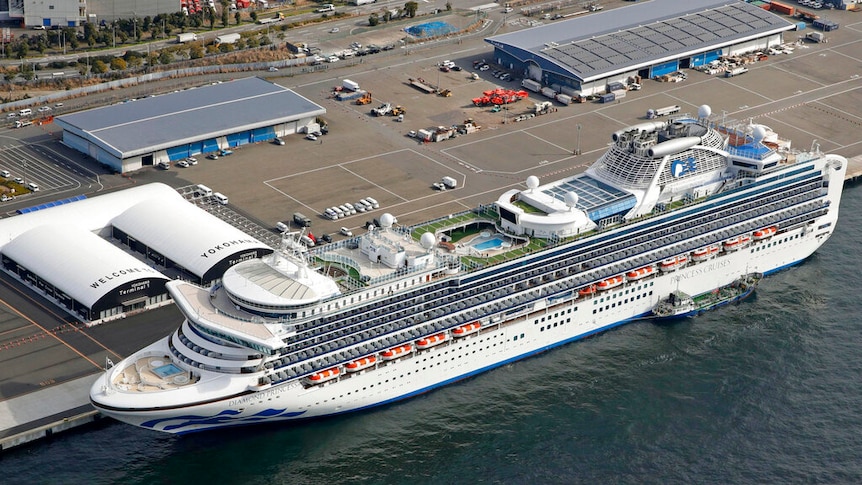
[647, 136, 702, 158]
[611, 121, 669, 142]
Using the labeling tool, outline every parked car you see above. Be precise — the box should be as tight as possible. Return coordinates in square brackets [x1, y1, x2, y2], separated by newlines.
[219, 149, 233, 156]
[340, 227, 353, 236]
[13, 177, 24, 184]
[176, 160, 189, 168]
[37, 106, 51, 113]
[0, 170, 9, 178]
[306, 133, 317, 141]
[207, 153, 219, 160]
[320, 233, 332, 243]
[267, 66, 278, 72]
[330, 27, 339, 33]
[274, 138, 285, 145]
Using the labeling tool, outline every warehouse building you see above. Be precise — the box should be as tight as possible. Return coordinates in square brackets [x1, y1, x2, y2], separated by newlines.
[485, 0, 796, 96]
[0, 183, 272, 322]
[55, 77, 326, 174]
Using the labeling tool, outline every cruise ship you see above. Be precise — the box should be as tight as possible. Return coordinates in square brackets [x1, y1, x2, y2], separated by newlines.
[90, 105, 847, 433]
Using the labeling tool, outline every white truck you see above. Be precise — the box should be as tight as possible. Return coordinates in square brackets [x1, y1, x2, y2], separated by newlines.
[176, 33, 198, 43]
[215, 33, 241, 45]
[342, 79, 360, 92]
[646, 105, 681, 119]
[806, 31, 825, 43]
[724, 66, 749, 78]
[441, 176, 458, 189]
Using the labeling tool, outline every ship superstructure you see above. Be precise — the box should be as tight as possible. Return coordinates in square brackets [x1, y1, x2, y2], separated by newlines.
[91, 105, 847, 433]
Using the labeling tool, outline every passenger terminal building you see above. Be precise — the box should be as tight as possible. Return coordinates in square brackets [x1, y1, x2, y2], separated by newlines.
[55, 77, 326, 174]
[485, 0, 796, 96]
[0, 184, 272, 322]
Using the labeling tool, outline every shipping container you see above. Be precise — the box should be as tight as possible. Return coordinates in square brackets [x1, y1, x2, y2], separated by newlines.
[611, 89, 626, 99]
[540, 87, 557, 99]
[795, 21, 807, 30]
[769, 1, 795, 15]
[607, 82, 626, 92]
[555, 93, 572, 105]
[521, 79, 542, 93]
[600, 93, 615, 103]
[813, 19, 839, 31]
[560, 86, 580, 97]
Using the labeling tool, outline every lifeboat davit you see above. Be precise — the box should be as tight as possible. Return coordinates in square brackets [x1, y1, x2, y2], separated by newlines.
[306, 367, 340, 384]
[345, 355, 377, 372]
[597, 275, 624, 291]
[578, 285, 597, 297]
[753, 226, 777, 240]
[453, 321, 482, 337]
[626, 266, 655, 281]
[417, 333, 448, 349]
[723, 235, 751, 251]
[691, 245, 720, 262]
[381, 344, 412, 361]
[660, 255, 688, 272]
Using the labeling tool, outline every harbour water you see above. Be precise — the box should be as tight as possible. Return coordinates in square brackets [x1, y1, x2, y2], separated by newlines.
[4, 186, 862, 484]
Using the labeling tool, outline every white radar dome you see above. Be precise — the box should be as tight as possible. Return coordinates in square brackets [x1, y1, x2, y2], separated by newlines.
[379, 213, 395, 228]
[526, 175, 539, 191]
[420, 232, 436, 250]
[698, 105, 712, 119]
[752, 125, 767, 142]
[564, 191, 579, 209]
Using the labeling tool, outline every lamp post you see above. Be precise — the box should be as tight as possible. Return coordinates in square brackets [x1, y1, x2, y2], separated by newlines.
[22, 160, 26, 186]
[575, 123, 581, 155]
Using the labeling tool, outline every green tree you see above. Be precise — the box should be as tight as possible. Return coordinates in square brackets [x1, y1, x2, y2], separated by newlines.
[91, 59, 108, 74]
[189, 43, 205, 59]
[218, 42, 233, 53]
[369, 13, 379, 26]
[221, 1, 230, 27]
[207, 9, 216, 29]
[250, 11, 258, 23]
[445, 1, 452, 11]
[110, 57, 127, 70]
[14, 41, 28, 59]
[404, 1, 418, 17]
[235, 11, 242, 25]
[159, 50, 174, 64]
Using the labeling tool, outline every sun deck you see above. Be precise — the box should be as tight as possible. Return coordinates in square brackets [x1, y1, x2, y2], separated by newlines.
[111, 354, 199, 392]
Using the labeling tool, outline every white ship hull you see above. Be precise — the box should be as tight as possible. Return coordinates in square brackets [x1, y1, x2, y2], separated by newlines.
[91, 108, 847, 434]
[92, 223, 833, 433]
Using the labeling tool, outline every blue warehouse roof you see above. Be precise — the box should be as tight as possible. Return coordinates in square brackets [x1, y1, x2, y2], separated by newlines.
[486, 0, 795, 83]
[55, 77, 325, 159]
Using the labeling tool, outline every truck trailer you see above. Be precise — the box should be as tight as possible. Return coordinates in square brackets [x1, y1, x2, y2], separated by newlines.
[646, 105, 681, 119]
[176, 33, 197, 43]
[216, 33, 241, 45]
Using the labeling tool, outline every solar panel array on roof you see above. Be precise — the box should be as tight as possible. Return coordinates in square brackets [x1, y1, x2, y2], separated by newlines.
[543, 175, 636, 221]
[17, 195, 87, 214]
[487, 0, 794, 82]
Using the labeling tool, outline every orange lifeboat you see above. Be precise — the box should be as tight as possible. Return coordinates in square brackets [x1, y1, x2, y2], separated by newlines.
[626, 266, 654, 281]
[416, 333, 448, 349]
[723, 235, 751, 251]
[345, 355, 377, 372]
[597, 275, 624, 291]
[306, 367, 340, 384]
[660, 255, 688, 272]
[691, 245, 720, 262]
[453, 321, 482, 338]
[381, 344, 412, 361]
[578, 285, 597, 297]
[753, 226, 777, 241]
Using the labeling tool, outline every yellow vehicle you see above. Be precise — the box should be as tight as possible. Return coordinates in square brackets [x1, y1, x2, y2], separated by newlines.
[355, 92, 372, 105]
[390, 105, 406, 116]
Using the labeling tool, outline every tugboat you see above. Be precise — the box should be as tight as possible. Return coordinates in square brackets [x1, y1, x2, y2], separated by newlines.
[652, 273, 763, 319]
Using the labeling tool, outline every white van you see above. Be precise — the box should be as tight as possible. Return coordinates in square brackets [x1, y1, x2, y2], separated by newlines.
[196, 184, 213, 197]
[18, 108, 32, 116]
[27, 182, 39, 192]
[276, 221, 289, 232]
[213, 192, 229, 205]
[365, 197, 379, 209]
[300, 235, 315, 247]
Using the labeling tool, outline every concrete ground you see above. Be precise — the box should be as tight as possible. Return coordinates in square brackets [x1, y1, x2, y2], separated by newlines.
[3, 0, 862, 445]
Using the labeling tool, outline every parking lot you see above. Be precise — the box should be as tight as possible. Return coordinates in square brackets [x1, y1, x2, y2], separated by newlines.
[2, 4, 862, 245]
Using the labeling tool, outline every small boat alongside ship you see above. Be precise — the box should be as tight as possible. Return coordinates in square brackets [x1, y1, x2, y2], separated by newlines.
[652, 273, 763, 319]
